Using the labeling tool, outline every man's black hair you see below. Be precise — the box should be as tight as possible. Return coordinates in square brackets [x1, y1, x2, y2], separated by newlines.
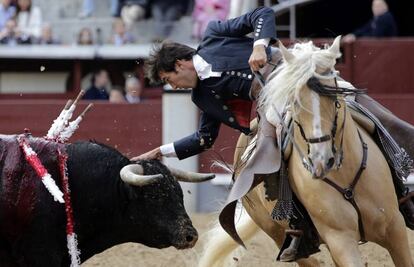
[145, 41, 196, 85]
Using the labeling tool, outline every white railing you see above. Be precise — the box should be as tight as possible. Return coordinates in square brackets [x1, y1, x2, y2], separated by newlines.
[271, 0, 320, 39]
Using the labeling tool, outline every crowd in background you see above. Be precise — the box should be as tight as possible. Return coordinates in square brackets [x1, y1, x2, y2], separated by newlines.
[0, 0, 400, 101]
[0, 0, 267, 46]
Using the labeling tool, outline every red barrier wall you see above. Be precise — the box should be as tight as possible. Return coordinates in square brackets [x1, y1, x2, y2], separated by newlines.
[0, 100, 162, 158]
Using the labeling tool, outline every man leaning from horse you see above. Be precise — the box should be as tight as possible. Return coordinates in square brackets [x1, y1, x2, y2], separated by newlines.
[133, 6, 414, 262]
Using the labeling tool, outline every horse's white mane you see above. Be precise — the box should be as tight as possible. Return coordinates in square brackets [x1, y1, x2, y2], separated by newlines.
[258, 39, 342, 118]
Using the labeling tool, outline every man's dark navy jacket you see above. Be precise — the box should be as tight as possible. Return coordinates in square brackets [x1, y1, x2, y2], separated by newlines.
[173, 7, 277, 159]
[353, 11, 398, 37]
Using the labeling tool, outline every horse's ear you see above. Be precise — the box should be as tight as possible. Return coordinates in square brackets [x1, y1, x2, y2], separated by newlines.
[278, 40, 295, 64]
[328, 36, 341, 56]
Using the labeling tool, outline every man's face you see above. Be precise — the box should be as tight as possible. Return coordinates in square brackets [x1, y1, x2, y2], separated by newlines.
[372, 0, 388, 17]
[159, 60, 198, 90]
[96, 71, 109, 87]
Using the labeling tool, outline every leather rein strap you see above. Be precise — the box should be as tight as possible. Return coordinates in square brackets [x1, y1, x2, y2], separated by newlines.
[322, 130, 368, 243]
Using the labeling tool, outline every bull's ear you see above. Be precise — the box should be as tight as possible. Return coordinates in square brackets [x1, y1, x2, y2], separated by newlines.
[279, 40, 295, 64]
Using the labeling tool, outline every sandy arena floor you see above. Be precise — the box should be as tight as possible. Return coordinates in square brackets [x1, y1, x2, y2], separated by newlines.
[83, 213, 414, 267]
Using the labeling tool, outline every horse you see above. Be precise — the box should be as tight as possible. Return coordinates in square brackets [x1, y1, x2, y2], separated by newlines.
[199, 36, 413, 267]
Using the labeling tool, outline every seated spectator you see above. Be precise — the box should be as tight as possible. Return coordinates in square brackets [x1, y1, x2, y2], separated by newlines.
[151, 0, 186, 40]
[109, 86, 127, 103]
[110, 18, 135, 45]
[119, 0, 148, 29]
[192, 0, 230, 40]
[15, 0, 42, 43]
[77, 27, 94, 45]
[0, 0, 16, 31]
[343, 0, 397, 43]
[0, 18, 28, 45]
[79, 0, 120, 18]
[83, 69, 111, 100]
[124, 76, 143, 103]
[34, 23, 60, 44]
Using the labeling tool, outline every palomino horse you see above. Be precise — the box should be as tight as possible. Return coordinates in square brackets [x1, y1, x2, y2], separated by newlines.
[199, 37, 413, 267]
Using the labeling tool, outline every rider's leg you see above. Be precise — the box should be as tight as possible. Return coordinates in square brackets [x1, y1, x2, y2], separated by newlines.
[355, 94, 414, 159]
[355, 94, 414, 229]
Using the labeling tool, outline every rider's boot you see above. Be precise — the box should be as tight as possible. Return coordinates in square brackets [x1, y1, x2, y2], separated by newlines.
[355, 94, 414, 229]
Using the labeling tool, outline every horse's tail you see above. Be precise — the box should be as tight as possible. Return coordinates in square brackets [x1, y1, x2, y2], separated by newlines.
[198, 211, 259, 267]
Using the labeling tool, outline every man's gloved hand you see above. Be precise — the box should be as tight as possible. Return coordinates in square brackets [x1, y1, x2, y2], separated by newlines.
[249, 44, 267, 72]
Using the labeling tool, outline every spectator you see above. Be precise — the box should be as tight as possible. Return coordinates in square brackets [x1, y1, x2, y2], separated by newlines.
[83, 69, 111, 100]
[119, 0, 148, 29]
[150, 0, 186, 41]
[125, 76, 143, 103]
[192, 0, 230, 40]
[343, 0, 397, 43]
[0, 0, 16, 31]
[0, 18, 27, 45]
[77, 27, 94, 45]
[15, 0, 42, 43]
[34, 23, 60, 44]
[79, 0, 120, 18]
[109, 18, 135, 45]
[109, 86, 127, 103]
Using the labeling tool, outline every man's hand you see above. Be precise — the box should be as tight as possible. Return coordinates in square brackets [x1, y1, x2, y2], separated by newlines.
[343, 34, 356, 43]
[131, 147, 162, 161]
[249, 45, 267, 72]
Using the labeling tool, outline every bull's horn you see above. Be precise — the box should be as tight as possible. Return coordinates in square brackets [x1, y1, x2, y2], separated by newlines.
[328, 35, 342, 57]
[278, 40, 295, 64]
[167, 166, 215, 183]
[120, 164, 163, 186]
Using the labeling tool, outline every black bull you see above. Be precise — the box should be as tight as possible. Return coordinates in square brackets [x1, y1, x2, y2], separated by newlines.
[0, 135, 205, 267]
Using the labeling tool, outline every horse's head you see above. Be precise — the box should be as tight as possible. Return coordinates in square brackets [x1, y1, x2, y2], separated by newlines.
[260, 36, 347, 178]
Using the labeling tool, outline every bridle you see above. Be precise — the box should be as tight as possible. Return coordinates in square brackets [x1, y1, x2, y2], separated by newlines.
[292, 76, 365, 174]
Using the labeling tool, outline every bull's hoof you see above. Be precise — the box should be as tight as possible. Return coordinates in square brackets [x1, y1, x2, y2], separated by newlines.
[279, 247, 297, 262]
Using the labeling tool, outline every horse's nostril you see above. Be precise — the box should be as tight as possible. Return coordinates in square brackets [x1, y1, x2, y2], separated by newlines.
[327, 157, 335, 169]
[186, 235, 194, 242]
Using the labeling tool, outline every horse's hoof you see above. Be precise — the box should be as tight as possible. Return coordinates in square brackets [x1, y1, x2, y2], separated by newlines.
[279, 247, 297, 262]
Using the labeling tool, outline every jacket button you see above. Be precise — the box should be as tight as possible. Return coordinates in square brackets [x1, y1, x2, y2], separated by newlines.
[229, 117, 235, 123]
[242, 73, 247, 77]
[223, 105, 228, 110]
[215, 95, 220, 99]
[247, 74, 252, 79]
[255, 33, 259, 37]
[237, 72, 241, 76]
[231, 71, 235, 75]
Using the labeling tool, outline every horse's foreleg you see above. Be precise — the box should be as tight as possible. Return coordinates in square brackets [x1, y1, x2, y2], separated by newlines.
[323, 231, 364, 267]
[380, 213, 413, 267]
